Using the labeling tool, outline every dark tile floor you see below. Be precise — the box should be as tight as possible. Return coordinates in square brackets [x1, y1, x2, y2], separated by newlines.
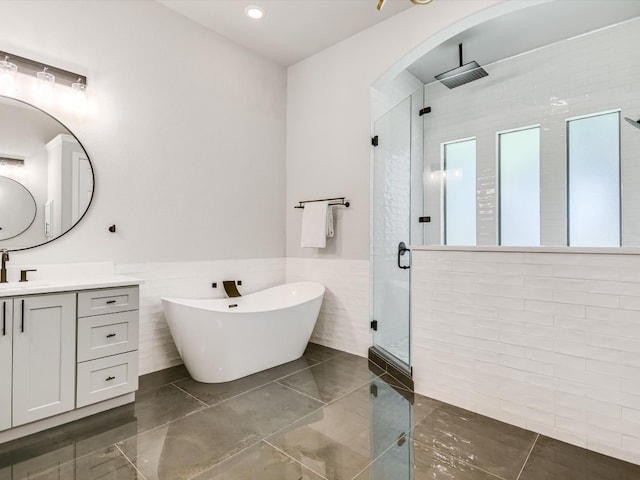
[0, 343, 639, 479]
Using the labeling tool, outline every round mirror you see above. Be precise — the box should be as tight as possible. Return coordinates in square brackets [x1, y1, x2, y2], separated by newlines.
[0, 175, 37, 240]
[0, 96, 94, 251]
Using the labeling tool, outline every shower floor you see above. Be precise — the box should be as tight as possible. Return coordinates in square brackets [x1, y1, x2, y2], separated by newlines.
[0, 343, 638, 479]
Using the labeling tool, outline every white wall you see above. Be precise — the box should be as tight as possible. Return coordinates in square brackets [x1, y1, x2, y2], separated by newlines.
[1, 0, 287, 265]
[286, 0, 505, 261]
[0, 0, 287, 372]
[413, 247, 640, 465]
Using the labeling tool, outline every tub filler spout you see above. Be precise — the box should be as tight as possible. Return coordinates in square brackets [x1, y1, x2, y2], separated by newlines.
[222, 280, 242, 298]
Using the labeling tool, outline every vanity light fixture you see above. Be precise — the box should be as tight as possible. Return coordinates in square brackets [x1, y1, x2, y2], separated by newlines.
[71, 77, 88, 114]
[245, 5, 265, 19]
[377, 0, 433, 10]
[36, 66, 55, 103]
[0, 56, 18, 94]
[0, 157, 26, 181]
[0, 49, 87, 89]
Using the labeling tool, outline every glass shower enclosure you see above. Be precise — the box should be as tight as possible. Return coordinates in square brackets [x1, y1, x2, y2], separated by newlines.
[372, 93, 422, 371]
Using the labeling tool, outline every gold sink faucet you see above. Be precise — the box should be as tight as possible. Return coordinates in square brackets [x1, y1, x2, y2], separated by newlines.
[1, 250, 9, 283]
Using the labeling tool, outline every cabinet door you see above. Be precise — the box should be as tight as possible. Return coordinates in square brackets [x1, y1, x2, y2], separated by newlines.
[0, 299, 12, 432]
[12, 293, 76, 426]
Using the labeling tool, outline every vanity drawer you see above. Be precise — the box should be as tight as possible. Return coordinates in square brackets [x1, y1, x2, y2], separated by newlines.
[77, 287, 139, 317]
[77, 351, 139, 408]
[77, 310, 139, 362]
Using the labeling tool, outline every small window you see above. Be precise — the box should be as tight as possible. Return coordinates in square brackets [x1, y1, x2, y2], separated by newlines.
[498, 126, 540, 246]
[567, 111, 620, 247]
[443, 138, 476, 245]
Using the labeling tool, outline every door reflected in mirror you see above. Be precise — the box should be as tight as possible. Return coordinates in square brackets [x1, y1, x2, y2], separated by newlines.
[0, 96, 94, 251]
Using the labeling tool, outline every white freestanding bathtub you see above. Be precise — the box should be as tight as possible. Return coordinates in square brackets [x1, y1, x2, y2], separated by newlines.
[161, 282, 325, 383]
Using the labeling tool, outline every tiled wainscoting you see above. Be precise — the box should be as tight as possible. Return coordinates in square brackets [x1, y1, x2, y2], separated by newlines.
[109, 256, 369, 375]
[116, 258, 286, 374]
[412, 248, 640, 465]
[286, 257, 370, 357]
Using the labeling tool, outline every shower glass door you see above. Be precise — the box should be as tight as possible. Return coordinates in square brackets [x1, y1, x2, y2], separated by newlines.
[372, 96, 412, 368]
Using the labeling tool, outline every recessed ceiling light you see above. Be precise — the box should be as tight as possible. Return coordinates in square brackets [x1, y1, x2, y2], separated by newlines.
[245, 5, 265, 20]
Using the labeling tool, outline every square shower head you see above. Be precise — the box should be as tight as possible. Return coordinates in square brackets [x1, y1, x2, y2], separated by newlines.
[435, 60, 488, 89]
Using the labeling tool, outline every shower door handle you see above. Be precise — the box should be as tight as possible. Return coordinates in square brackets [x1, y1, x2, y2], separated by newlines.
[397, 242, 411, 270]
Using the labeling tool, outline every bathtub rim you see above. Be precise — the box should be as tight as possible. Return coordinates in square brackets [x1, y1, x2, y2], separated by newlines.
[161, 280, 325, 314]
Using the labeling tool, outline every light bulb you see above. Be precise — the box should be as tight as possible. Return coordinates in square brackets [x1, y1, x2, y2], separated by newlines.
[245, 5, 265, 19]
[36, 68, 55, 104]
[71, 79, 88, 116]
[0, 57, 17, 95]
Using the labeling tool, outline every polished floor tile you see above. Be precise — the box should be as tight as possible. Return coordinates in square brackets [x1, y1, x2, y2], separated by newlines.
[118, 382, 323, 480]
[0, 405, 138, 475]
[137, 364, 189, 394]
[132, 384, 205, 433]
[277, 353, 379, 403]
[303, 343, 346, 363]
[353, 437, 503, 480]
[31, 445, 142, 480]
[266, 378, 416, 479]
[1, 343, 638, 480]
[194, 441, 325, 480]
[411, 402, 538, 480]
[518, 435, 640, 480]
[176, 356, 319, 406]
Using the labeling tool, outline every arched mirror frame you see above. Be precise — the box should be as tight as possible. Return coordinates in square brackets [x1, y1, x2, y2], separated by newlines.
[0, 95, 95, 252]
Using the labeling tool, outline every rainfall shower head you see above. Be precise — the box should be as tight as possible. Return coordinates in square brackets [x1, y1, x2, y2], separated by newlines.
[435, 43, 488, 89]
[624, 117, 640, 130]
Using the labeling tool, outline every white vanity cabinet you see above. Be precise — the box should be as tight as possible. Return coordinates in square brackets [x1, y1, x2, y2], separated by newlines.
[0, 299, 13, 432]
[76, 287, 139, 408]
[0, 294, 76, 431]
[0, 280, 141, 444]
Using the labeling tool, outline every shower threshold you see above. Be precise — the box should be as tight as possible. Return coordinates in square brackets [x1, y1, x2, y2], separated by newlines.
[368, 346, 413, 390]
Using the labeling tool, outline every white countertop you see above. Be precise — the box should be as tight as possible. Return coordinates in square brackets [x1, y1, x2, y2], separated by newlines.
[0, 275, 143, 298]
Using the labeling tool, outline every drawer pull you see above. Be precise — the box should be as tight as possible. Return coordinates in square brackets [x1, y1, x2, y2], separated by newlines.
[106, 300, 117, 305]
[106, 333, 117, 338]
[106, 376, 116, 381]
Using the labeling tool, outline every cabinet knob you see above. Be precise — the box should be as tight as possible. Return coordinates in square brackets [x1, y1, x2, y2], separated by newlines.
[106, 376, 116, 381]
[106, 333, 116, 338]
[106, 300, 117, 305]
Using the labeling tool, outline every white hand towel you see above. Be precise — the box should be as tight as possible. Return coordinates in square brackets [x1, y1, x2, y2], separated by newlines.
[326, 204, 334, 238]
[301, 201, 330, 248]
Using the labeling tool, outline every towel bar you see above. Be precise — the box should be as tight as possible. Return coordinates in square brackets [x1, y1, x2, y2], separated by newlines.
[295, 197, 350, 209]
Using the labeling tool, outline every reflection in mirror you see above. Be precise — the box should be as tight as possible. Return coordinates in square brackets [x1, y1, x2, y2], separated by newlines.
[0, 96, 94, 251]
[0, 175, 36, 240]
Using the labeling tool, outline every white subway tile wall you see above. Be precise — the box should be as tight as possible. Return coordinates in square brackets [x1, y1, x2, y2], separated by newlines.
[116, 258, 285, 374]
[422, 17, 640, 246]
[286, 257, 370, 357]
[412, 248, 640, 465]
